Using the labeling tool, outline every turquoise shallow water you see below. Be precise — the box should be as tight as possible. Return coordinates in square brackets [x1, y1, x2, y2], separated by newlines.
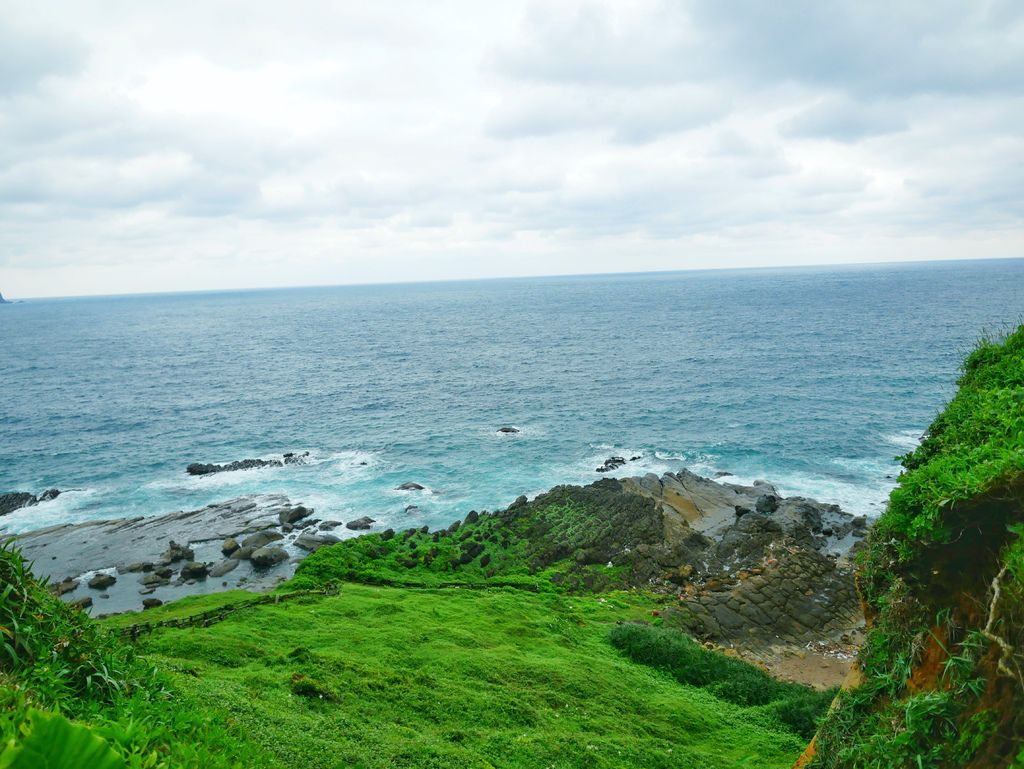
[1, 259, 1022, 535]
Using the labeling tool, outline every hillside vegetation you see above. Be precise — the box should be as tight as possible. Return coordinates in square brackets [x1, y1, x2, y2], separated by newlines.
[804, 326, 1024, 768]
[1, 530, 824, 767]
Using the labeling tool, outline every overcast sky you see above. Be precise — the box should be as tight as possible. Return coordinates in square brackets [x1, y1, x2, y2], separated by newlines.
[1, 1, 1022, 297]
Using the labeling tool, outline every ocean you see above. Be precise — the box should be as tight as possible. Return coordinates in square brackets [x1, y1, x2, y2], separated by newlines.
[2, 259, 1022, 536]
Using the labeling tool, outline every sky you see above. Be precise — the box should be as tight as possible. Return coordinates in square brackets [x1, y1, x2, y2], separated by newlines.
[0, 1, 1022, 298]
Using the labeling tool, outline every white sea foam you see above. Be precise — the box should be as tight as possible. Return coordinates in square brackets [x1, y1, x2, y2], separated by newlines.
[0, 487, 102, 534]
[884, 429, 925, 451]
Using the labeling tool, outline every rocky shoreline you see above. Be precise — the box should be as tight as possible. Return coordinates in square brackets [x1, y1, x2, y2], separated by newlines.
[10, 468, 869, 660]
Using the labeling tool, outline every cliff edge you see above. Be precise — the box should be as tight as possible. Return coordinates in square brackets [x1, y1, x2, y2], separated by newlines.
[799, 326, 1024, 768]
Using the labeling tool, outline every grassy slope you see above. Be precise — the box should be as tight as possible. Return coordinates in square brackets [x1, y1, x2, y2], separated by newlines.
[131, 584, 805, 769]
[807, 326, 1024, 768]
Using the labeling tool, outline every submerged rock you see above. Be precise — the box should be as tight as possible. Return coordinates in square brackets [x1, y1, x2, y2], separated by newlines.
[497, 426, 520, 434]
[186, 452, 309, 477]
[595, 456, 627, 473]
[396, 482, 425, 491]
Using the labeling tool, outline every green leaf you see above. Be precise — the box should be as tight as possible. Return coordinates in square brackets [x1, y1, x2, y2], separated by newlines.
[0, 709, 125, 769]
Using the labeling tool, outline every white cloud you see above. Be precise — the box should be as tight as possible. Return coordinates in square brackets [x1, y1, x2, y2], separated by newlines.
[0, 0, 1021, 297]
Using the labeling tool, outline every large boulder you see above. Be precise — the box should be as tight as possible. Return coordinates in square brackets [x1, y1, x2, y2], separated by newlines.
[250, 546, 288, 569]
[209, 559, 239, 577]
[179, 561, 209, 580]
[87, 573, 116, 590]
[241, 530, 283, 550]
[279, 505, 313, 526]
[294, 532, 341, 552]
[346, 516, 375, 531]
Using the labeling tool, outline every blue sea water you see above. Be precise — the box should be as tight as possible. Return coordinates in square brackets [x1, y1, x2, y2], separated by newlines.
[1, 259, 1023, 536]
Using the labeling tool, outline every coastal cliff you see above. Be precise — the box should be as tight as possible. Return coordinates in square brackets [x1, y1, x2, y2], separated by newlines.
[799, 326, 1024, 768]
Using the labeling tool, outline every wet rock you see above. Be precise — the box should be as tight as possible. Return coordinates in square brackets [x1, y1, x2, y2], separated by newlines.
[396, 482, 425, 491]
[221, 537, 239, 556]
[186, 458, 283, 476]
[179, 561, 209, 580]
[38, 489, 61, 502]
[596, 456, 627, 473]
[118, 562, 153, 574]
[319, 520, 344, 530]
[230, 546, 255, 561]
[279, 505, 312, 526]
[209, 559, 239, 577]
[381, 529, 395, 541]
[160, 540, 194, 564]
[0, 492, 38, 516]
[142, 598, 163, 610]
[69, 596, 92, 610]
[88, 573, 116, 590]
[139, 572, 169, 587]
[346, 516, 375, 531]
[497, 426, 520, 433]
[465, 510, 480, 525]
[283, 452, 310, 465]
[404, 505, 420, 514]
[241, 531, 283, 550]
[154, 566, 174, 578]
[755, 494, 780, 514]
[52, 577, 78, 596]
[251, 546, 288, 569]
[294, 532, 341, 552]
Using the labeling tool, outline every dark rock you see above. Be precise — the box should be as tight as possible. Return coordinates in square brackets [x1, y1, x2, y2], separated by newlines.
[87, 573, 116, 590]
[713, 471, 734, 479]
[230, 546, 255, 560]
[279, 505, 312, 525]
[465, 510, 480, 524]
[139, 572, 169, 587]
[53, 578, 78, 596]
[209, 559, 239, 577]
[0, 492, 37, 516]
[179, 561, 209, 580]
[596, 456, 627, 473]
[118, 562, 153, 574]
[396, 482, 426, 491]
[69, 596, 92, 610]
[346, 516, 375, 531]
[404, 505, 421, 514]
[221, 537, 240, 556]
[497, 426, 520, 434]
[283, 452, 310, 465]
[155, 566, 173, 578]
[294, 532, 341, 552]
[734, 505, 753, 519]
[480, 553, 491, 568]
[381, 529, 395, 541]
[39, 489, 61, 502]
[319, 520, 344, 530]
[186, 457, 285, 476]
[142, 598, 163, 610]
[241, 531, 283, 550]
[250, 546, 288, 569]
[160, 540, 194, 563]
[755, 494, 780, 514]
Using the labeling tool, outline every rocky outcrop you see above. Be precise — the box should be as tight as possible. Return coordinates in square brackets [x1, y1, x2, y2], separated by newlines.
[13, 494, 341, 614]
[186, 452, 309, 476]
[0, 291, 10, 304]
[0, 489, 61, 517]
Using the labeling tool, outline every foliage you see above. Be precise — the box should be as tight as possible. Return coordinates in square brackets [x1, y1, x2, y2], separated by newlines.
[0, 709, 125, 769]
[609, 623, 834, 739]
[809, 325, 1024, 768]
[0, 538, 260, 769]
[129, 582, 809, 768]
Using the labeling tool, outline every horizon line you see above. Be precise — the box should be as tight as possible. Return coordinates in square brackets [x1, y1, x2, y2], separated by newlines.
[5, 253, 1023, 302]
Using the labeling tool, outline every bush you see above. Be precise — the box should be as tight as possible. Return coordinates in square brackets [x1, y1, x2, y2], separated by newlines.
[610, 623, 834, 739]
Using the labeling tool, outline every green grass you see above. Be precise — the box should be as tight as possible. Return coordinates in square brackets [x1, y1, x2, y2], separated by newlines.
[808, 325, 1024, 768]
[0, 538, 251, 768]
[128, 584, 807, 769]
